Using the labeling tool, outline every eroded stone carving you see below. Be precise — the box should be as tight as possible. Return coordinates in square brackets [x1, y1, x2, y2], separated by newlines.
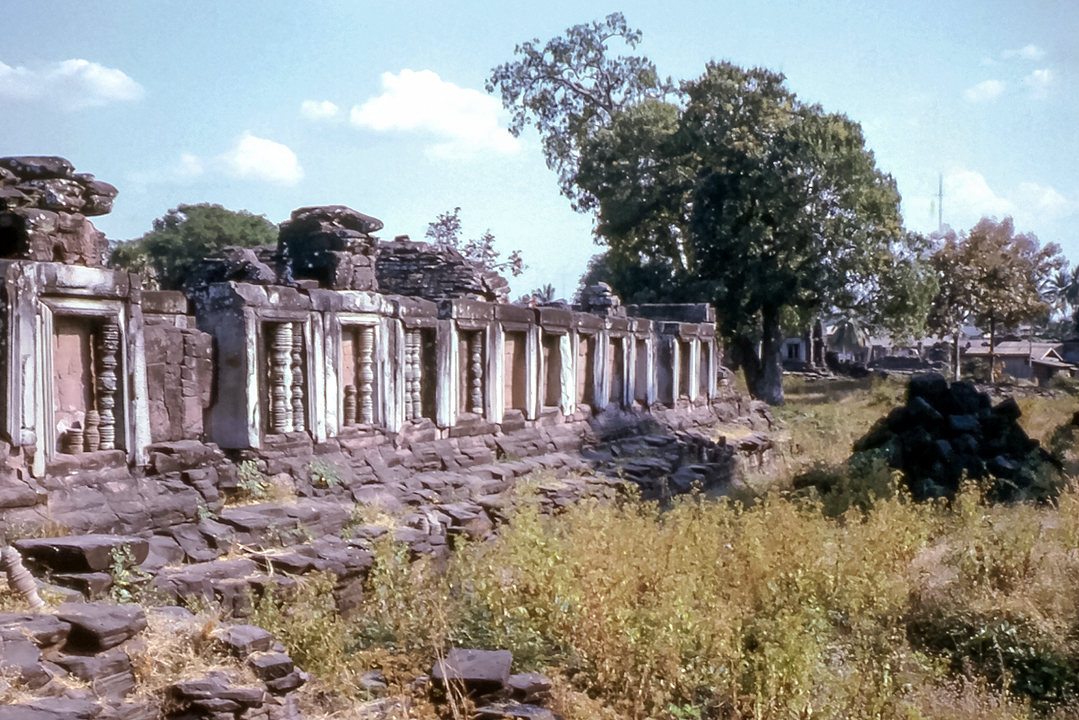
[469, 331, 484, 415]
[405, 329, 423, 421]
[359, 325, 375, 425]
[96, 319, 120, 450]
[291, 322, 305, 433]
[343, 384, 358, 427]
[270, 323, 293, 433]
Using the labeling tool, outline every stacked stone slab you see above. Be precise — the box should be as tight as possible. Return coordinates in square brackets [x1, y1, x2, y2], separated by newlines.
[277, 205, 381, 291]
[0, 156, 117, 266]
[852, 374, 1058, 500]
[376, 237, 510, 302]
[142, 291, 214, 442]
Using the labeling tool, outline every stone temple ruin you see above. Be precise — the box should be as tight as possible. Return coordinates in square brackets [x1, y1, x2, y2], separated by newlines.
[0, 157, 773, 718]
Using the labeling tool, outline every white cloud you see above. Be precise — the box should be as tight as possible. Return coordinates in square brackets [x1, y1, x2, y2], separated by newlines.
[301, 100, 339, 121]
[1016, 182, 1071, 219]
[1023, 68, 1052, 98]
[963, 79, 1005, 103]
[1003, 44, 1046, 60]
[0, 59, 143, 110]
[217, 132, 304, 185]
[946, 171, 1015, 219]
[350, 69, 518, 159]
[176, 153, 205, 180]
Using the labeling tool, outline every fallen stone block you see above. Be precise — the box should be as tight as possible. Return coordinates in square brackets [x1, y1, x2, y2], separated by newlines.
[15, 535, 149, 573]
[57, 603, 147, 653]
[432, 648, 512, 696]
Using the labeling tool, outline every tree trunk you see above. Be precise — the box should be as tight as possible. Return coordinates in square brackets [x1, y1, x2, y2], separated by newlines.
[736, 314, 785, 405]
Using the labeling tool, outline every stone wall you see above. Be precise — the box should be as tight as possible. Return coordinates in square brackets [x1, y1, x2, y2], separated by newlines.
[142, 291, 213, 443]
[376, 238, 510, 302]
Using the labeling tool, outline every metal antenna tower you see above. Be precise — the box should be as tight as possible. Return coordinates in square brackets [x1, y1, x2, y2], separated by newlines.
[938, 173, 943, 233]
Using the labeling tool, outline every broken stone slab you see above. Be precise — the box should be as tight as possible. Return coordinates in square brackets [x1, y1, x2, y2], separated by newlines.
[53, 647, 136, 698]
[50, 572, 113, 599]
[215, 624, 276, 657]
[475, 703, 561, 720]
[508, 672, 553, 703]
[432, 648, 512, 696]
[15, 535, 149, 573]
[57, 603, 147, 653]
[0, 156, 75, 181]
[247, 651, 295, 681]
[0, 631, 50, 688]
[265, 669, 307, 694]
[0, 613, 71, 648]
[0, 697, 101, 720]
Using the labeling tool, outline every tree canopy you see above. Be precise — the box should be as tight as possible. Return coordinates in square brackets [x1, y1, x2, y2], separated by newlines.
[490, 17, 936, 404]
[425, 207, 525, 277]
[110, 203, 278, 290]
[927, 217, 1064, 380]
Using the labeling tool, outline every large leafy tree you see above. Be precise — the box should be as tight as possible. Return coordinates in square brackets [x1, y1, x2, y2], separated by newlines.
[491, 18, 935, 404]
[927, 218, 1064, 381]
[110, 203, 278, 290]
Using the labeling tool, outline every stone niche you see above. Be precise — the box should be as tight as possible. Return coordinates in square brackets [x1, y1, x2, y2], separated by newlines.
[573, 313, 605, 410]
[393, 296, 439, 426]
[536, 307, 574, 415]
[0, 262, 150, 474]
[192, 283, 319, 449]
[308, 288, 398, 436]
[437, 299, 497, 427]
[632, 319, 655, 407]
[496, 304, 538, 419]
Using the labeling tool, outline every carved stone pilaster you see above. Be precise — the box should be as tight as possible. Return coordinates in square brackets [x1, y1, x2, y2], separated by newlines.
[469, 331, 484, 415]
[359, 325, 375, 425]
[291, 322, 305, 432]
[405, 329, 422, 421]
[270, 323, 293, 433]
[84, 410, 100, 452]
[96, 319, 120, 450]
[343, 385, 357, 426]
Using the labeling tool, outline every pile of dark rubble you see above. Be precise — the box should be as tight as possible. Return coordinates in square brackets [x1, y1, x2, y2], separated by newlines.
[0, 602, 306, 720]
[0, 156, 118, 266]
[852, 374, 1058, 501]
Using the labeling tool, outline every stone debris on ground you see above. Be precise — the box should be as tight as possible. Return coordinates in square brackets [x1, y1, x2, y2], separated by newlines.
[849, 373, 1059, 500]
[0, 603, 307, 720]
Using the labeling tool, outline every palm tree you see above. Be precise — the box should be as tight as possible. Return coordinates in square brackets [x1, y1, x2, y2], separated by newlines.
[829, 316, 870, 361]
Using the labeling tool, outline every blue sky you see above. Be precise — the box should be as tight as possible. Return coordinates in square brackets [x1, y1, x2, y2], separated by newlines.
[3, 0, 1076, 299]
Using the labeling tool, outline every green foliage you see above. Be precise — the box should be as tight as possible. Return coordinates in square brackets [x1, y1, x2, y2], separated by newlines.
[425, 207, 524, 277]
[110, 203, 277, 290]
[487, 12, 672, 212]
[236, 460, 269, 502]
[492, 19, 935, 404]
[249, 573, 348, 679]
[308, 459, 341, 489]
[109, 544, 150, 603]
[929, 218, 1065, 380]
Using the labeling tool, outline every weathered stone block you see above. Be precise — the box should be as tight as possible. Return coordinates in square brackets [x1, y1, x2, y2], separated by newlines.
[57, 603, 147, 653]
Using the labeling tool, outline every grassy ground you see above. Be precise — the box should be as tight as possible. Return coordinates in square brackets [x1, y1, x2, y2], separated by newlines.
[6, 375, 1079, 720]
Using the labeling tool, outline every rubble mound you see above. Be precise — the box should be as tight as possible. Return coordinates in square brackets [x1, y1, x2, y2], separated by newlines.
[277, 205, 381, 291]
[376, 238, 510, 302]
[0, 156, 117, 266]
[852, 374, 1059, 501]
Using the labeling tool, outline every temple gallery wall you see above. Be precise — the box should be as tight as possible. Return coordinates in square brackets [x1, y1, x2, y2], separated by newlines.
[0, 157, 772, 540]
